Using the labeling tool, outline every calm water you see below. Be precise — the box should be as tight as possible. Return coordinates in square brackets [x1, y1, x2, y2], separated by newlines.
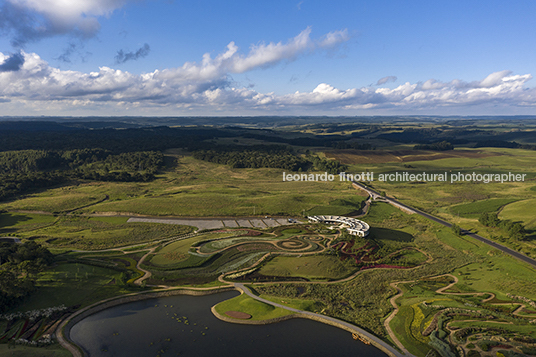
[70, 291, 387, 356]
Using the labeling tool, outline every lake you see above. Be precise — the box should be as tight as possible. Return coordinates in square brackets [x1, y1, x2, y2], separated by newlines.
[70, 291, 387, 356]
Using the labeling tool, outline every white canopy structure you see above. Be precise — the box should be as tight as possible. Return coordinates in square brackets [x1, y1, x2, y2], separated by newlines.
[308, 215, 370, 237]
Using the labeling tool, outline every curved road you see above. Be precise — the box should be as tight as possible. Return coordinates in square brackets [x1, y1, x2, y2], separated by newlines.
[351, 181, 536, 269]
[233, 283, 408, 357]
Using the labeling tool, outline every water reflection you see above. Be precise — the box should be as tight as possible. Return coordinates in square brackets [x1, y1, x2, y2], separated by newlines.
[70, 291, 386, 356]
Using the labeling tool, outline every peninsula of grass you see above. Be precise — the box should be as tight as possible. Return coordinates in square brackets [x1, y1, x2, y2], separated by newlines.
[213, 293, 295, 321]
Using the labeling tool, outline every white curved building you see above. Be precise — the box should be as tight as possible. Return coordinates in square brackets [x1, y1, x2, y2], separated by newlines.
[308, 215, 370, 237]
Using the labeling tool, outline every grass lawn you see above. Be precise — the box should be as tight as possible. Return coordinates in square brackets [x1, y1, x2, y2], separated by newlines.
[449, 198, 518, 218]
[150, 232, 234, 266]
[258, 255, 354, 280]
[0, 212, 56, 233]
[499, 198, 536, 229]
[4, 215, 194, 250]
[0, 192, 107, 213]
[213, 293, 295, 321]
[257, 294, 324, 312]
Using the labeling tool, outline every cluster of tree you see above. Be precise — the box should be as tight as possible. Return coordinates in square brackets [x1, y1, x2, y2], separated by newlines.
[191, 144, 347, 174]
[0, 242, 54, 312]
[472, 140, 521, 149]
[71, 170, 156, 182]
[0, 150, 64, 174]
[0, 125, 232, 152]
[0, 172, 66, 201]
[192, 145, 309, 171]
[308, 155, 347, 174]
[413, 141, 454, 151]
[473, 139, 536, 151]
[451, 223, 462, 236]
[479, 212, 527, 240]
[0, 149, 163, 175]
[378, 128, 443, 143]
[0, 149, 164, 201]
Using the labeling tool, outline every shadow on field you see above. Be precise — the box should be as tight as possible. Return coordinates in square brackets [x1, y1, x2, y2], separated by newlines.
[0, 212, 31, 232]
[368, 227, 414, 242]
[524, 230, 536, 241]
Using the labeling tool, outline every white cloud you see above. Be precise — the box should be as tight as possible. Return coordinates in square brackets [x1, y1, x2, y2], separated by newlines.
[0, 48, 534, 115]
[1, 0, 130, 46]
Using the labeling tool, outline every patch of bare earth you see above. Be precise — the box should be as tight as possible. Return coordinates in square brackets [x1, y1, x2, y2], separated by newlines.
[225, 311, 252, 319]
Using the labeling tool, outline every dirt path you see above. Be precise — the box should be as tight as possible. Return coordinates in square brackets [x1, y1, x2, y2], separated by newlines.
[384, 280, 414, 355]
[382, 272, 536, 354]
[133, 247, 157, 286]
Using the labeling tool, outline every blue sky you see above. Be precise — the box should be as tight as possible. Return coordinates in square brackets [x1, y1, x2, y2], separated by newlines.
[0, 0, 535, 116]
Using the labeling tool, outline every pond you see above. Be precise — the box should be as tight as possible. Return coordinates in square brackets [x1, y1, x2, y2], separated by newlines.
[70, 291, 387, 356]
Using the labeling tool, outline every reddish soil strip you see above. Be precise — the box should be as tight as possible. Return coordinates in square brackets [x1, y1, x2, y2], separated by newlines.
[225, 311, 252, 319]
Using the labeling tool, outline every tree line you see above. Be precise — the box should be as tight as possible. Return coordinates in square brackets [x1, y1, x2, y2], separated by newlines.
[0, 241, 54, 312]
[479, 212, 527, 240]
[192, 145, 347, 174]
[0, 149, 164, 201]
[413, 141, 454, 151]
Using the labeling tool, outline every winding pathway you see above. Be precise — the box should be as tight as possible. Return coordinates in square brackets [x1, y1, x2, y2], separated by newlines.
[232, 282, 409, 357]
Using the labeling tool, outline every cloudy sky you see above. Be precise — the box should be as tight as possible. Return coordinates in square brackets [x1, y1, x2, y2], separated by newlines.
[0, 0, 535, 116]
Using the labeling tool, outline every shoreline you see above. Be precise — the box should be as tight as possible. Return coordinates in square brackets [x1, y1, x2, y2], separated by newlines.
[56, 286, 236, 357]
[56, 285, 405, 357]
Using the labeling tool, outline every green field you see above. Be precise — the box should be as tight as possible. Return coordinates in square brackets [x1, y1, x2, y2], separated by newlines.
[258, 255, 354, 280]
[499, 198, 536, 229]
[213, 293, 295, 321]
[13, 262, 135, 311]
[0, 215, 193, 250]
[449, 198, 518, 217]
[0, 156, 364, 217]
[0, 192, 107, 213]
[149, 232, 234, 265]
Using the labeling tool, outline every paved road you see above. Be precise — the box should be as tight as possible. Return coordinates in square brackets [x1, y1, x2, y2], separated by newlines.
[351, 181, 536, 269]
[233, 283, 408, 357]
